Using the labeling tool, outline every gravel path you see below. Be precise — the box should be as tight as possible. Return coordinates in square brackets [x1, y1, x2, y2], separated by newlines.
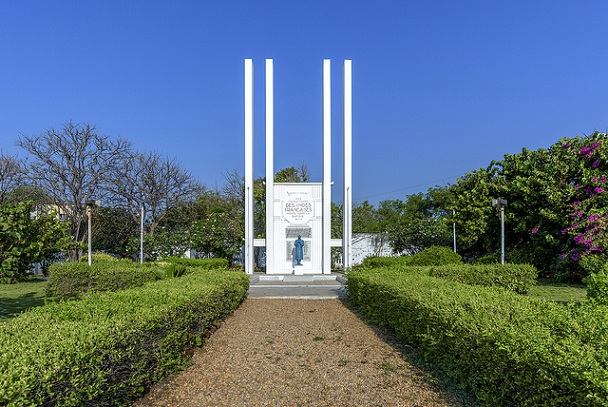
[134, 299, 466, 407]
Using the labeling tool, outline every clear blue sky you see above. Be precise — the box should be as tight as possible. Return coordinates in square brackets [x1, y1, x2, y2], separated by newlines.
[1, 1, 607, 205]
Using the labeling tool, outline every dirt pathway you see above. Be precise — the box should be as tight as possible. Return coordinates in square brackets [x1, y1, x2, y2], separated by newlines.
[134, 299, 466, 407]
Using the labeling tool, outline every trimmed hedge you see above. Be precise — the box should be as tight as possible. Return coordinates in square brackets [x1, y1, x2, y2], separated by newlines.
[45, 262, 159, 298]
[360, 256, 408, 268]
[347, 267, 608, 406]
[164, 257, 229, 270]
[405, 245, 462, 266]
[360, 246, 461, 269]
[0, 268, 249, 406]
[429, 263, 538, 294]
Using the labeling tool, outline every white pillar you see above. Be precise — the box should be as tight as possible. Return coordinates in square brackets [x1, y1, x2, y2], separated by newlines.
[265, 59, 274, 274]
[323, 59, 332, 274]
[343, 60, 352, 270]
[244, 59, 254, 274]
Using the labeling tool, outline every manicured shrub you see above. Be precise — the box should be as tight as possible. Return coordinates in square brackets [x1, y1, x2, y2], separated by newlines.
[45, 262, 158, 298]
[347, 267, 608, 406]
[79, 253, 122, 263]
[430, 263, 538, 294]
[584, 270, 608, 305]
[405, 246, 462, 266]
[164, 257, 229, 270]
[0, 268, 249, 407]
[359, 256, 407, 268]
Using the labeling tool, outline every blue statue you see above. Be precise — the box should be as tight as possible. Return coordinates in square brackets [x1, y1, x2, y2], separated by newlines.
[294, 235, 304, 266]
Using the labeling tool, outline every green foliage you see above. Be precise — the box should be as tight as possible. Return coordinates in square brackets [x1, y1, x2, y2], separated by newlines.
[584, 268, 608, 305]
[164, 257, 229, 270]
[347, 266, 608, 406]
[0, 201, 75, 283]
[152, 263, 187, 280]
[0, 269, 249, 407]
[405, 245, 462, 266]
[79, 253, 121, 263]
[430, 263, 538, 294]
[45, 262, 158, 298]
[360, 256, 408, 268]
[377, 190, 454, 254]
[579, 254, 608, 276]
[90, 206, 138, 257]
[452, 132, 608, 278]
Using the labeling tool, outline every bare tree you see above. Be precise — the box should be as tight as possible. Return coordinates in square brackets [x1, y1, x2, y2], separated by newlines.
[17, 122, 131, 250]
[0, 151, 22, 203]
[107, 151, 202, 235]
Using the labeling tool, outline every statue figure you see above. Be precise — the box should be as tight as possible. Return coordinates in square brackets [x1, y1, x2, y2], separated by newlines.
[294, 235, 304, 266]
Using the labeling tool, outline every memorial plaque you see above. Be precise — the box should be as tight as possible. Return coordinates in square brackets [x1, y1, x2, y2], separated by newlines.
[282, 196, 314, 225]
[286, 227, 311, 239]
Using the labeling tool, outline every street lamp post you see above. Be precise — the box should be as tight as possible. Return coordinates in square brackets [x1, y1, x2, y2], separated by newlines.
[140, 204, 144, 264]
[492, 199, 508, 265]
[453, 209, 457, 253]
[85, 200, 96, 266]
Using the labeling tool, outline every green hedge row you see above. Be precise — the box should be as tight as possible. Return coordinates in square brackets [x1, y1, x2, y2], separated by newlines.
[429, 263, 538, 294]
[45, 262, 159, 298]
[360, 246, 462, 269]
[164, 257, 229, 269]
[0, 268, 249, 407]
[347, 267, 608, 406]
[45, 258, 230, 298]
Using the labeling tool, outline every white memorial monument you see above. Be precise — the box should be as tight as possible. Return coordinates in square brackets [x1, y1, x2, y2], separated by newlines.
[244, 59, 352, 275]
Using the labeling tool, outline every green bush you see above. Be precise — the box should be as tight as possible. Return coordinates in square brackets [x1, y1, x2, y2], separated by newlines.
[347, 267, 608, 406]
[164, 257, 229, 270]
[152, 263, 187, 280]
[430, 263, 538, 294]
[405, 246, 462, 266]
[584, 269, 608, 305]
[0, 268, 249, 407]
[360, 256, 407, 268]
[46, 262, 159, 298]
[580, 255, 608, 276]
[79, 253, 121, 263]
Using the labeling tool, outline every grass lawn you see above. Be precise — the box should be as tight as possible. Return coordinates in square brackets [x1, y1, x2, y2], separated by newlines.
[0, 277, 48, 320]
[528, 278, 587, 304]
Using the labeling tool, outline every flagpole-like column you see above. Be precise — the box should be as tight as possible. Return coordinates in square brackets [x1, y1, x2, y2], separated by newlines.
[265, 59, 274, 274]
[244, 59, 254, 274]
[322, 59, 332, 274]
[343, 59, 353, 270]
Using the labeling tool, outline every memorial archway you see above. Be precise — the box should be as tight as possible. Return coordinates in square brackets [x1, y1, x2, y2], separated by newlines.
[244, 59, 352, 275]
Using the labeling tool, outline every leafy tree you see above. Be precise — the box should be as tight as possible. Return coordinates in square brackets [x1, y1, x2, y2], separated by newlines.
[379, 190, 453, 254]
[352, 200, 381, 233]
[0, 201, 74, 283]
[274, 164, 311, 183]
[91, 206, 138, 257]
[451, 132, 608, 279]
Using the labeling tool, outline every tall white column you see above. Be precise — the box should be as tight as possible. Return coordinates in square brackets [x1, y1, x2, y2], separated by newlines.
[265, 59, 274, 274]
[343, 60, 352, 270]
[244, 59, 254, 274]
[323, 59, 332, 274]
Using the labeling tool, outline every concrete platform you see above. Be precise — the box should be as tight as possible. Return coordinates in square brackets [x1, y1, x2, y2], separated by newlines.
[247, 272, 347, 299]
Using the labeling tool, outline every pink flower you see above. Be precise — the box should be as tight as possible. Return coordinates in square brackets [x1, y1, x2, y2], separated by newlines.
[531, 227, 538, 234]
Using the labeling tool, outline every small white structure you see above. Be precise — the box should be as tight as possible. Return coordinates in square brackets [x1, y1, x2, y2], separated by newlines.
[244, 59, 353, 274]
